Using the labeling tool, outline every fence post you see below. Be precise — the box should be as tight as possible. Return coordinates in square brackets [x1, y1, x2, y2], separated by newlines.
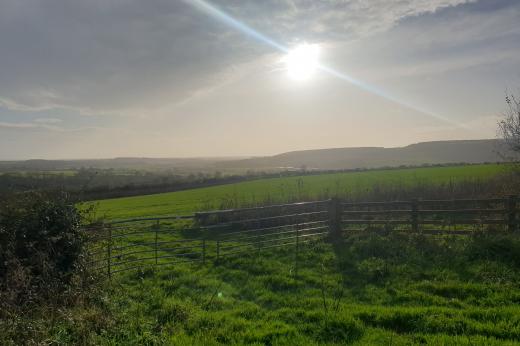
[329, 198, 341, 238]
[107, 224, 112, 279]
[411, 199, 418, 233]
[507, 195, 517, 232]
[155, 220, 159, 265]
[295, 224, 299, 278]
[202, 239, 206, 264]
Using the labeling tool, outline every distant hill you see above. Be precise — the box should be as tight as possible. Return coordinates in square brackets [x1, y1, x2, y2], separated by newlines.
[216, 139, 513, 170]
[0, 157, 240, 173]
[0, 139, 514, 174]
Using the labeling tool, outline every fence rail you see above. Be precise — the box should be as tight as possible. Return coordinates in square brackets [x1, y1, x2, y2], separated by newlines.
[340, 196, 518, 234]
[84, 196, 519, 276]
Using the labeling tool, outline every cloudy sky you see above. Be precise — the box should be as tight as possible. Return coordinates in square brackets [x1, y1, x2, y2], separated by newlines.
[1, 0, 519, 159]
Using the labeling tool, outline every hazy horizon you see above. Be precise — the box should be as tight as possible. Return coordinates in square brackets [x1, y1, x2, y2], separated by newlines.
[1, 0, 519, 160]
[0, 138, 500, 161]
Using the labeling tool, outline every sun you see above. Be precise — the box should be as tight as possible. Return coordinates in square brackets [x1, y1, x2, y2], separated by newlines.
[284, 44, 320, 81]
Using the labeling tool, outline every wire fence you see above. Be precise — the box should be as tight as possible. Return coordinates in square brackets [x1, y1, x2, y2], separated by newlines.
[84, 196, 519, 277]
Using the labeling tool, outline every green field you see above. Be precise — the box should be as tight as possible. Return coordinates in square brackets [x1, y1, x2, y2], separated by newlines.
[51, 232, 520, 345]
[92, 164, 506, 220]
[47, 163, 519, 345]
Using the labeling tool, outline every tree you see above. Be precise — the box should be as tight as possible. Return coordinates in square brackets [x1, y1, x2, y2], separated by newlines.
[498, 92, 520, 158]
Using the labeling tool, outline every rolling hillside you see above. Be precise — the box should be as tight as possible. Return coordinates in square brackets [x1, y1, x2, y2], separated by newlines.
[1, 139, 514, 174]
[0, 157, 238, 173]
[217, 139, 512, 170]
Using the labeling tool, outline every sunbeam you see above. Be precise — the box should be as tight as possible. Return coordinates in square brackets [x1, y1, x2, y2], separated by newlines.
[184, 0, 472, 131]
[187, 0, 287, 52]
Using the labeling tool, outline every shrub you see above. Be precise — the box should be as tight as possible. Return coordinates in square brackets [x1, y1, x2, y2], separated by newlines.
[467, 233, 520, 266]
[0, 191, 86, 308]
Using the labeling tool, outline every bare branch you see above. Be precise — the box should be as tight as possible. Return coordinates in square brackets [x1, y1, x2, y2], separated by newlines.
[498, 91, 520, 158]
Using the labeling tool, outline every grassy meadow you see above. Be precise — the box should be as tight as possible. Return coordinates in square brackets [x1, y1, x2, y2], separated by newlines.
[0, 164, 520, 346]
[10, 163, 515, 345]
[50, 232, 520, 345]
[91, 164, 507, 220]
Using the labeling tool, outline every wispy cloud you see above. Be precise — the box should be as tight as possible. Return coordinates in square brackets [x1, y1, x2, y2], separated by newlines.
[33, 117, 63, 124]
[0, 121, 61, 131]
[221, 0, 476, 40]
[0, 120, 97, 133]
[0, 0, 478, 114]
[0, 0, 519, 159]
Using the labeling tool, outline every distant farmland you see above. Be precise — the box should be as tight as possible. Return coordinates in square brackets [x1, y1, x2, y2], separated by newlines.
[92, 164, 508, 220]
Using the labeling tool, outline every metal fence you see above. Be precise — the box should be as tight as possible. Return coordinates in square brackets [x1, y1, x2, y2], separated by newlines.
[85, 215, 204, 276]
[84, 196, 519, 276]
[340, 196, 518, 235]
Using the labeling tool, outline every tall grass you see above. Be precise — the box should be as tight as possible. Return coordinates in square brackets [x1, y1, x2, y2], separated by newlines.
[31, 232, 520, 345]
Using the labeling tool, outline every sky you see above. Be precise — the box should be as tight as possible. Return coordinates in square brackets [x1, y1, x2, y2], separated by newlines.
[0, 0, 519, 160]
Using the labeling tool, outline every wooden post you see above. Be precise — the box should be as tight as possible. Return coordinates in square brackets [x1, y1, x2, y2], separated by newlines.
[202, 239, 206, 264]
[411, 199, 418, 233]
[507, 195, 517, 232]
[107, 224, 112, 279]
[450, 199, 456, 232]
[155, 220, 159, 265]
[194, 212, 208, 226]
[329, 198, 341, 238]
[295, 224, 300, 278]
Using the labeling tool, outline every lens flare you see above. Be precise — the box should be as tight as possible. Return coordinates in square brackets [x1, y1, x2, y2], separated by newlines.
[183, 0, 473, 132]
[284, 44, 320, 81]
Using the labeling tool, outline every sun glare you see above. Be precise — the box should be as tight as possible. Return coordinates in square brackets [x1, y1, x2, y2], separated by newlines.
[284, 44, 320, 81]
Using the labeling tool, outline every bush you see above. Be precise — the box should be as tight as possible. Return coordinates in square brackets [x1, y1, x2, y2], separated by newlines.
[467, 233, 520, 266]
[0, 191, 86, 308]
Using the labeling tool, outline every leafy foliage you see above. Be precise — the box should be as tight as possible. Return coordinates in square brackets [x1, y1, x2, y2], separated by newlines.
[0, 191, 84, 295]
[0, 191, 94, 345]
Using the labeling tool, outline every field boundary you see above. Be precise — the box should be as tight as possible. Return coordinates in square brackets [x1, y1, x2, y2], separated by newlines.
[85, 196, 519, 277]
